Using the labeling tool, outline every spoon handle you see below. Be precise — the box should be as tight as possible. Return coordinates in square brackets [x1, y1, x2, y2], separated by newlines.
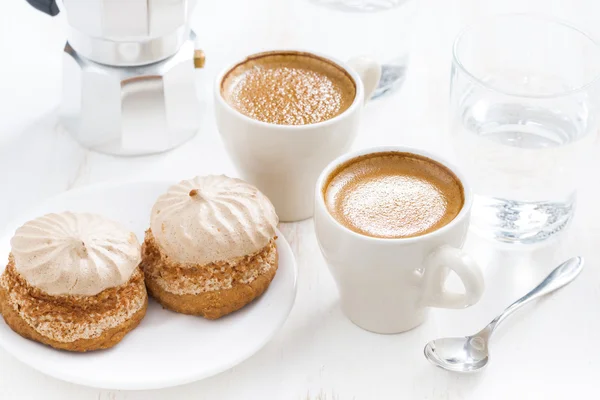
[488, 257, 584, 331]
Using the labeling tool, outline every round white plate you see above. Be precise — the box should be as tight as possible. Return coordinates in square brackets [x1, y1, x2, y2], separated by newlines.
[0, 181, 297, 390]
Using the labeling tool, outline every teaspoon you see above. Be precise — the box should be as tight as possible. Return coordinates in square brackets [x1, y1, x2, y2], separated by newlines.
[424, 256, 584, 373]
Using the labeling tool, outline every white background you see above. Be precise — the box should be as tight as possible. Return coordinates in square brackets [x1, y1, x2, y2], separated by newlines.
[1, 0, 600, 399]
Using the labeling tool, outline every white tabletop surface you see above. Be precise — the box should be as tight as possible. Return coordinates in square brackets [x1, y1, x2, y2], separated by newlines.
[1, 0, 600, 399]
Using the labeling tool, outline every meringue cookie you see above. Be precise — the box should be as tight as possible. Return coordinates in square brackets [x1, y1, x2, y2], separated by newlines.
[10, 212, 141, 296]
[150, 175, 278, 265]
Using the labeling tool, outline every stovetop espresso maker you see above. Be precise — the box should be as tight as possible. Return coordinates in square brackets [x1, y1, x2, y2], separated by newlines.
[26, 0, 205, 155]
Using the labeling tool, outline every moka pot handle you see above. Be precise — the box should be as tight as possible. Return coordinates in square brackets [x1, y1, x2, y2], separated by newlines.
[25, 0, 59, 16]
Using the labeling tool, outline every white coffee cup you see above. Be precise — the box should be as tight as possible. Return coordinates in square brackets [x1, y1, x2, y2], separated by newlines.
[214, 50, 381, 222]
[314, 146, 485, 334]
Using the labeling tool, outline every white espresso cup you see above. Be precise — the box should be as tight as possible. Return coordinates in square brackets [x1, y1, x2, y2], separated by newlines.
[215, 50, 381, 222]
[314, 146, 485, 334]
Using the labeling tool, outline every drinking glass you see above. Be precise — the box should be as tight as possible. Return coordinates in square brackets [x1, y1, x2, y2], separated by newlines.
[450, 14, 600, 244]
[294, 0, 417, 98]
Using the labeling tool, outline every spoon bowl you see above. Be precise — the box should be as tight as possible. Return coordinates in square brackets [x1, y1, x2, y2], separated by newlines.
[424, 336, 489, 372]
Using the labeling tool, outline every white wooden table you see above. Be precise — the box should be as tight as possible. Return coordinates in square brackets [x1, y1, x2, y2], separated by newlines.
[1, 0, 600, 399]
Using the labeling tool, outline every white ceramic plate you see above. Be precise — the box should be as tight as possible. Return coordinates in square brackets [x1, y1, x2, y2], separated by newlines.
[0, 181, 297, 390]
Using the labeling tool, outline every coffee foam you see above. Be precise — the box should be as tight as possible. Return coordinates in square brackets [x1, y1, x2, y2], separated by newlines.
[324, 152, 465, 239]
[221, 51, 356, 125]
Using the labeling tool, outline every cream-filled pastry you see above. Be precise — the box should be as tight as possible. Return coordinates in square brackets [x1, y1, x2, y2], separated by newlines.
[0, 212, 147, 352]
[142, 175, 279, 319]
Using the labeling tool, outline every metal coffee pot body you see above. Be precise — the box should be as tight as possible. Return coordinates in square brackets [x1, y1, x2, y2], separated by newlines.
[25, 0, 203, 155]
[27, 0, 198, 66]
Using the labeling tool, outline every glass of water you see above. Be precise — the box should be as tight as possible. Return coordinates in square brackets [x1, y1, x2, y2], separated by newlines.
[450, 14, 600, 244]
[294, 0, 417, 98]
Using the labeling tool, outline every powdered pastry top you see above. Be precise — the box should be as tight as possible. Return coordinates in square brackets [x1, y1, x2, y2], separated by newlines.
[10, 212, 141, 296]
[150, 175, 279, 265]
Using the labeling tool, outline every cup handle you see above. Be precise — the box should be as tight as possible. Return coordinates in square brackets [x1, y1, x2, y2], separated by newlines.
[347, 56, 381, 103]
[421, 245, 484, 309]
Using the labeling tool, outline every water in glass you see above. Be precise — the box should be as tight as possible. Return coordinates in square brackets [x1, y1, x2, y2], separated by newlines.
[450, 15, 600, 244]
[294, 0, 416, 98]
